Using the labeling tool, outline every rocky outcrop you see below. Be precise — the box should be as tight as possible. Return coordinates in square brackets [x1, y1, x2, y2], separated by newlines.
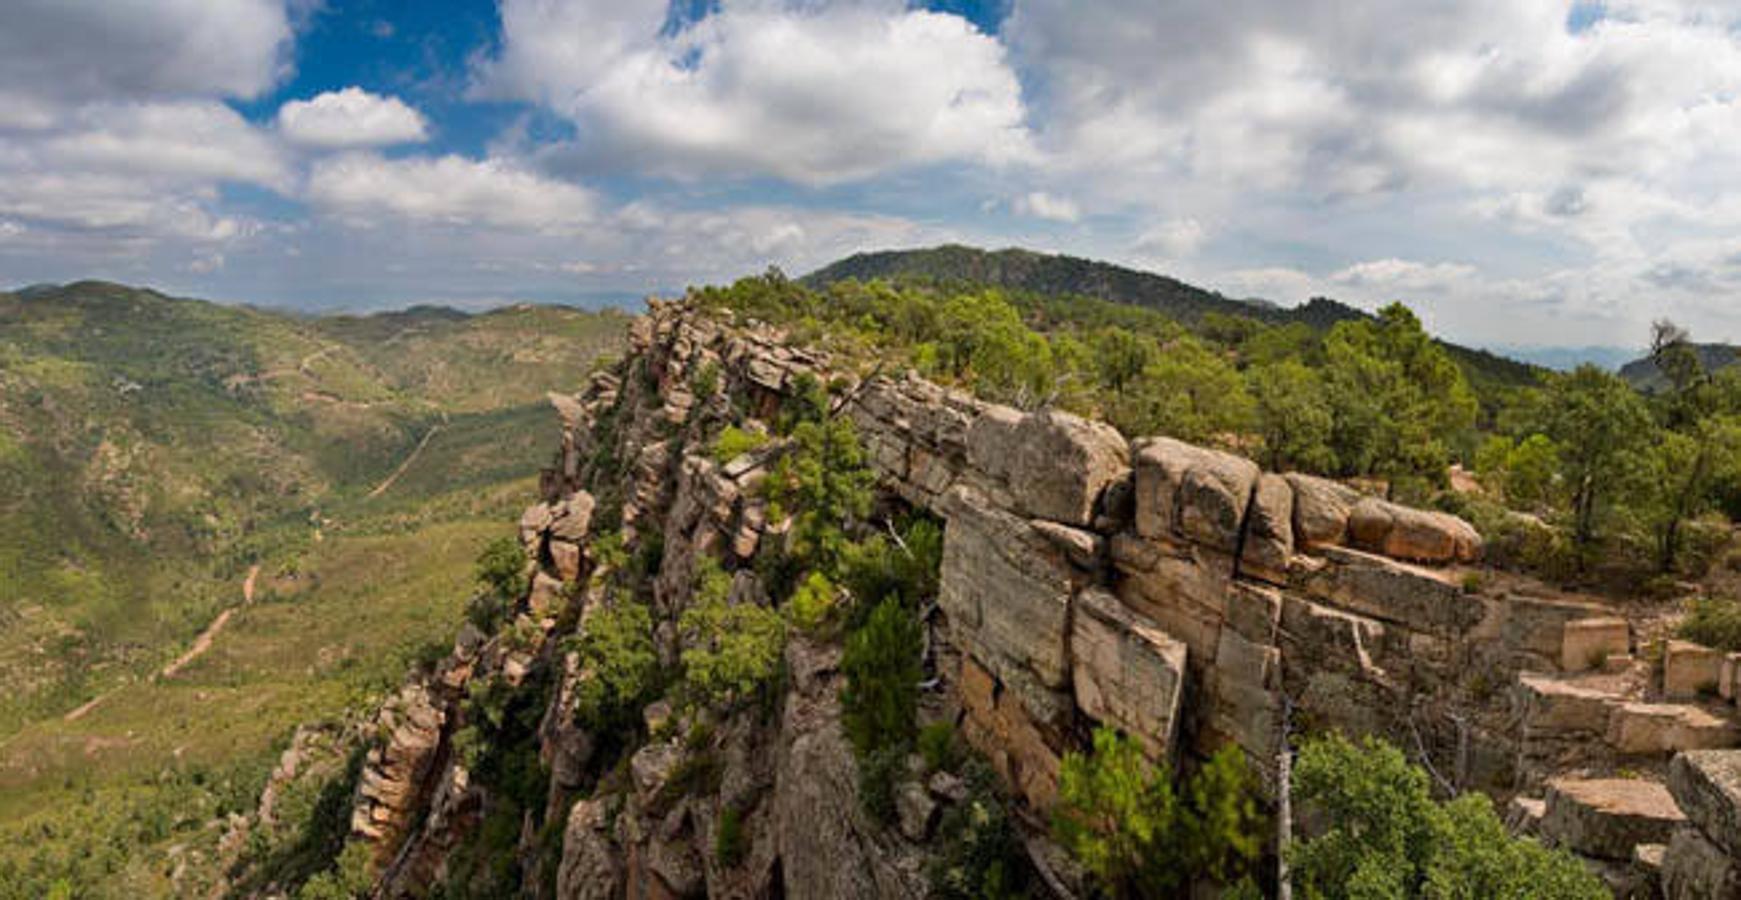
[322, 298, 1741, 899]
[1664, 750, 1741, 899]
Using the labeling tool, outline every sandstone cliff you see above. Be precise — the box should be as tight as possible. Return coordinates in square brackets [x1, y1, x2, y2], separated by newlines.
[284, 300, 1741, 899]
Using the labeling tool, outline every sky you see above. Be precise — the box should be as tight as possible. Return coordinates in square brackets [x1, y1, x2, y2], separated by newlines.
[1, 1, 1740, 351]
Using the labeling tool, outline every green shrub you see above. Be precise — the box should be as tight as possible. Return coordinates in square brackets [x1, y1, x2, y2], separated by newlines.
[1053, 729, 1264, 898]
[474, 535, 528, 600]
[691, 361, 722, 400]
[841, 596, 923, 759]
[918, 721, 961, 774]
[1291, 733, 1606, 900]
[710, 425, 767, 465]
[929, 762, 1033, 900]
[467, 535, 527, 632]
[679, 558, 786, 707]
[857, 745, 906, 825]
[1680, 594, 1741, 652]
[568, 596, 659, 735]
[294, 842, 374, 899]
[786, 570, 838, 633]
[715, 806, 746, 867]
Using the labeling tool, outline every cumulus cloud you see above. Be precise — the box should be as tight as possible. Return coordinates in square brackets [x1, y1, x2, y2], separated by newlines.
[306, 154, 599, 231]
[1133, 218, 1207, 260]
[479, 0, 1032, 185]
[278, 88, 429, 149]
[1013, 192, 1080, 222]
[1331, 259, 1477, 292]
[0, 0, 292, 104]
[0, 101, 284, 245]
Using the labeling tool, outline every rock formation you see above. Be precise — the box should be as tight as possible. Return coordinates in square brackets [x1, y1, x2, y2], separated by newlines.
[313, 299, 1741, 899]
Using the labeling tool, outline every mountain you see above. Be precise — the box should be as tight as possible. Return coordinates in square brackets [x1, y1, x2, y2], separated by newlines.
[1483, 344, 1639, 372]
[803, 244, 1368, 329]
[1618, 343, 1741, 392]
[803, 244, 1544, 391]
[0, 281, 626, 725]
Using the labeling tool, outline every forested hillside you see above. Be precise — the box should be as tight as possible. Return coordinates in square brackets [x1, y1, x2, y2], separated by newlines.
[802, 245, 1542, 397]
[0, 282, 625, 896]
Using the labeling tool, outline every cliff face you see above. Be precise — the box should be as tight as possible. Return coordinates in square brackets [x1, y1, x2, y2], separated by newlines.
[320, 300, 1741, 899]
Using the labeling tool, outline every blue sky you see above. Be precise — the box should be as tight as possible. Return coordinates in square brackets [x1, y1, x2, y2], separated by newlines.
[2, 0, 1741, 352]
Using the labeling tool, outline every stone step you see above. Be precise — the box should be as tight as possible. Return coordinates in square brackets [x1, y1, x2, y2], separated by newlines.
[1506, 795, 1547, 835]
[1541, 777, 1687, 861]
[1562, 617, 1630, 673]
[1607, 703, 1741, 756]
[1664, 640, 1727, 700]
[1518, 672, 1628, 736]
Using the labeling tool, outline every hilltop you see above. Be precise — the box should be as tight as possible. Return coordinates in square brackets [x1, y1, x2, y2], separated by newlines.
[804, 244, 1543, 392]
[1619, 342, 1741, 391]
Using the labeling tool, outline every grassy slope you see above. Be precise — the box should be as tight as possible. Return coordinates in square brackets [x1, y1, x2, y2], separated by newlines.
[0, 283, 624, 897]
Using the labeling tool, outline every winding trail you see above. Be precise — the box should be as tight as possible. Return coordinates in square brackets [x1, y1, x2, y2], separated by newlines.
[367, 422, 443, 500]
[59, 564, 260, 724]
[159, 564, 259, 680]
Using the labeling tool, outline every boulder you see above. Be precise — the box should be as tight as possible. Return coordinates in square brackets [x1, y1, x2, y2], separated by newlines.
[1666, 641, 1727, 699]
[1562, 617, 1630, 673]
[1299, 546, 1486, 635]
[965, 406, 1129, 526]
[1133, 437, 1259, 553]
[1239, 473, 1294, 584]
[774, 638, 921, 900]
[1669, 750, 1741, 855]
[1661, 826, 1741, 900]
[1070, 588, 1189, 761]
[550, 540, 583, 582]
[1347, 497, 1481, 564]
[938, 488, 1073, 694]
[1541, 777, 1686, 860]
[550, 491, 596, 542]
[1286, 473, 1362, 549]
[895, 780, 938, 841]
[1722, 654, 1741, 702]
[519, 501, 556, 546]
[631, 742, 684, 800]
[556, 797, 622, 900]
[1608, 704, 1740, 756]
[1517, 674, 1623, 735]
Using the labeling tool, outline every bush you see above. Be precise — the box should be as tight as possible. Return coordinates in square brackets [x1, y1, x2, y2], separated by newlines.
[679, 558, 786, 707]
[467, 535, 528, 632]
[857, 746, 906, 825]
[786, 570, 837, 633]
[1680, 594, 1741, 652]
[918, 721, 961, 774]
[930, 761, 1033, 900]
[1290, 733, 1606, 900]
[568, 596, 659, 734]
[715, 806, 746, 867]
[710, 425, 767, 465]
[841, 596, 924, 759]
[691, 361, 721, 400]
[1053, 729, 1264, 898]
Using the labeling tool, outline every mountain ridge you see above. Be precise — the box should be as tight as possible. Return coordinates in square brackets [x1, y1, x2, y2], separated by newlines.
[801, 243, 1544, 389]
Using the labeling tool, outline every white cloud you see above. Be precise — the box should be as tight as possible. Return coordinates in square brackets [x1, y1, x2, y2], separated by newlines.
[0, 0, 292, 104]
[0, 101, 283, 246]
[306, 153, 600, 232]
[481, 0, 1032, 185]
[278, 88, 429, 149]
[1133, 218, 1207, 260]
[1330, 259, 1477, 292]
[1013, 192, 1080, 222]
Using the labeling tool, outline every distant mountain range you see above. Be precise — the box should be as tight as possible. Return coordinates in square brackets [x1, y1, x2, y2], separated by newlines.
[1617, 343, 1741, 392]
[803, 244, 1543, 390]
